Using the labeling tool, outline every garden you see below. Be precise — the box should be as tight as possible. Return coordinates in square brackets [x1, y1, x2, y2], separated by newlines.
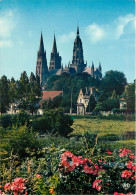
[0, 110, 135, 194]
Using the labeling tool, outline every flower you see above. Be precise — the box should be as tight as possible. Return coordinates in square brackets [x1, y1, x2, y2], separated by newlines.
[4, 183, 11, 192]
[49, 188, 54, 194]
[92, 179, 102, 191]
[36, 174, 41, 179]
[121, 170, 133, 178]
[106, 149, 112, 155]
[119, 148, 133, 158]
[10, 177, 26, 194]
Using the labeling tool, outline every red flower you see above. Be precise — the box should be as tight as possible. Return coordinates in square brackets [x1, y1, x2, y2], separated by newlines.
[4, 183, 11, 192]
[121, 170, 133, 178]
[119, 148, 133, 158]
[10, 177, 26, 194]
[36, 174, 41, 179]
[93, 179, 102, 191]
[106, 149, 112, 155]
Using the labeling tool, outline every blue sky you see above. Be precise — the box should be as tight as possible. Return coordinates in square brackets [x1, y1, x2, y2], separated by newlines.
[0, 0, 135, 82]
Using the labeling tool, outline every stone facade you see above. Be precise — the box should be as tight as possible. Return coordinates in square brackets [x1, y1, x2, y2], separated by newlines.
[36, 27, 102, 85]
[77, 87, 100, 115]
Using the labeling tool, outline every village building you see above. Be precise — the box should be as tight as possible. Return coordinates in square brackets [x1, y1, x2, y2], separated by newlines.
[77, 87, 99, 115]
[120, 97, 127, 110]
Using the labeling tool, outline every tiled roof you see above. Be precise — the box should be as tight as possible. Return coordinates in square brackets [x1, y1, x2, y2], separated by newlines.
[120, 97, 125, 101]
[42, 91, 63, 100]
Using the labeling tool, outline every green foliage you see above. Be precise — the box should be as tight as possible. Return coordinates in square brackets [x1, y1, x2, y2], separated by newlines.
[11, 111, 30, 127]
[123, 83, 135, 112]
[1, 126, 41, 159]
[8, 77, 18, 103]
[18, 72, 42, 114]
[45, 73, 101, 112]
[33, 108, 73, 137]
[0, 75, 9, 114]
[100, 70, 127, 95]
[0, 114, 12, 129]
[42, 95, 63, 110]
[86, 95, 96, 112]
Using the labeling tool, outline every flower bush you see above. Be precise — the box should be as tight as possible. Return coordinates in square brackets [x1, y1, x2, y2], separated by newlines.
[55, 149, 135, 194]
[0, 148, 135, 194]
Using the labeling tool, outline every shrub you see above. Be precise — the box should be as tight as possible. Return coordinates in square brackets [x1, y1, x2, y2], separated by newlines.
[33, 108, 73, 137]
[2, 126, 41, 159]
[98, 134, 120, 142]
[11, 111, 30, 127]
[0, 114, 12, 129]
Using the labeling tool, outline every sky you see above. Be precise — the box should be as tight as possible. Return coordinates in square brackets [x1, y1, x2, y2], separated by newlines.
[0, 0, 135, 83]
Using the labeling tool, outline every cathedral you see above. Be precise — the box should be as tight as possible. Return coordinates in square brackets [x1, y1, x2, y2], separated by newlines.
[36, 27, 102, 85]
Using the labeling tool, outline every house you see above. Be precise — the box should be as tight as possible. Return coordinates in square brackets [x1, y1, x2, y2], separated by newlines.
[120, 97, 127, 110]
[37, 90, 63, 115]
[77, 87, 99, 115]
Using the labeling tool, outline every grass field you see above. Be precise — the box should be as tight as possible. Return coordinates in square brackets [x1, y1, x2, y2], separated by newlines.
[71, 118, 135, 150]
[72, 118, 135, 137]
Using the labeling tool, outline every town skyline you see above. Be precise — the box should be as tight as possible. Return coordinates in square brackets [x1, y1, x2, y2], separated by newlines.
[0, 0, 135, 83]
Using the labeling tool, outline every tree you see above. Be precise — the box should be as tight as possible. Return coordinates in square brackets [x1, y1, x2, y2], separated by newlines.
[86, 95, 96, 112]
[100, 70, 127, 95]
[17, 72, 42, 114]
[9, 77, 18, 103]
[17, 71, 30, 110]
[124, 83, 135, 112]
[0, 75, 9, 114]
[28, 73, 42, 115]
[33, 108, 73, 137]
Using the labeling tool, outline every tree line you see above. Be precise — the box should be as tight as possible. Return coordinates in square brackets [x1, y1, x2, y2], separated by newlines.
[0, 70, 135, 114]
[0, 71, 42, 114]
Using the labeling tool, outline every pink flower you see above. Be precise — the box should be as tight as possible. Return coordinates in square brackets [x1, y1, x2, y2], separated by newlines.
[10, 177, 26, 194]
[106, 149, 112, 155]
[4, 183, 11, 192]
[14, 178, 24, 183]
[36, 174, 41, 179]
[121, 170, 133, 178]
[127, 161, 133, 169]
[119, 148, 133, 158]
[93, 179, 102, 191]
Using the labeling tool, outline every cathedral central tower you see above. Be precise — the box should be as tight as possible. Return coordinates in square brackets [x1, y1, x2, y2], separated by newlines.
[70, 27, 86, 73]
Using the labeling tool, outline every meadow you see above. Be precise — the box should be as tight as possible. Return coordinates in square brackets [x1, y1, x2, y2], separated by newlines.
[72, 118, 135, 136]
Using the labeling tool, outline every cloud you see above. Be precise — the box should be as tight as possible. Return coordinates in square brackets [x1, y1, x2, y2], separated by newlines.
[0, 10, 15, 38]
[85, 23, 105, 43]
[59, 32, 75, 43]
[85, 14, 135, 44]
[0, 40, 13, 47]
[115, 14, 134, 39]
[0, 10, 16, 47]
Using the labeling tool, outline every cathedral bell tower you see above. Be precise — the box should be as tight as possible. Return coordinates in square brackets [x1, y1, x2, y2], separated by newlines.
[70, 26, 86, 73]
[36, 33, 48, 85]
[49, 34, 61, 70]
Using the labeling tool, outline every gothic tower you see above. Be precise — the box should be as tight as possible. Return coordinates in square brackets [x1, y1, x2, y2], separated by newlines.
[70, 26, 86, 73]
[49, 34, 61, 70]
[91, 61, 94, 77]
[36, 33, 48, 85]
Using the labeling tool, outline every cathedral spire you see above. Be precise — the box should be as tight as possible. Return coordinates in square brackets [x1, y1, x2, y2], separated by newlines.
[99, 61, 102, 72]
[39, 32, 44, 54]
[77, 26, 79, 36]
[52, 33, 57, 53]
